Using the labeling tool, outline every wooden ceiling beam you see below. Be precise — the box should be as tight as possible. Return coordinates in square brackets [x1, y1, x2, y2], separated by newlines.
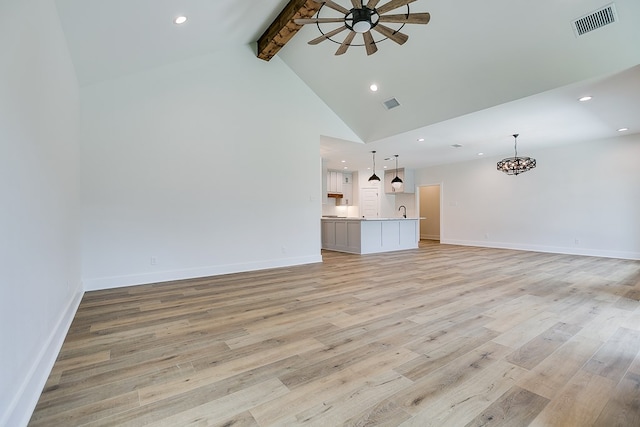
[257, 0, 322, 61]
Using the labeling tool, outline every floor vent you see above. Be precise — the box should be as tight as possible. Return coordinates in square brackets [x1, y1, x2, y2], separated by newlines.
[383, 97, 400, 110]
[573, 3, 617, 37]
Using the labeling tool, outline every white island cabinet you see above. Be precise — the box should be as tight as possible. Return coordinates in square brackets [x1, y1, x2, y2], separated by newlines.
[321, 218, 419, 254]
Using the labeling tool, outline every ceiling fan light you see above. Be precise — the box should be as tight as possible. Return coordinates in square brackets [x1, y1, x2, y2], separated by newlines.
[297, 2, 430, 55]
[353, 20, 372, 33]
[351, 7, 373, 33]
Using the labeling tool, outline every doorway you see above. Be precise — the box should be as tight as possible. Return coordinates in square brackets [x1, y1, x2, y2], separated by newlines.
[418, 184, 441, 241]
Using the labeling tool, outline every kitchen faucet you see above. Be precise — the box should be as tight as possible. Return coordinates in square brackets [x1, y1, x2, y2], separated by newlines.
[399, 205, 407, 218]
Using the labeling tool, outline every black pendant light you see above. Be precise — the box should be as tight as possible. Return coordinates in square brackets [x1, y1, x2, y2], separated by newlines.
[368, 150, 380, 184]
[391, 154, 403, 189]
[497, 134, 537, 176]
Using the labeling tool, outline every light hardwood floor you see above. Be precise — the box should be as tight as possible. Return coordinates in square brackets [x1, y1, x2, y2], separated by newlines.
[29, 242, 640, 426]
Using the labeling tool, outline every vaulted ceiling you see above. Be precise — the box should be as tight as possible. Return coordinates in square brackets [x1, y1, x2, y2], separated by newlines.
[55, 0, 640, 171]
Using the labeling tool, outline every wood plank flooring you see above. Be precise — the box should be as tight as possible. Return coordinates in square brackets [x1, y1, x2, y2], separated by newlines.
[29, 242, 640, 426]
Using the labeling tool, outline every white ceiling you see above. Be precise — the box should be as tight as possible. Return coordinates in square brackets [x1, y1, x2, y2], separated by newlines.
[321, 64, 640, 171]
[54, 0, 292, 86]
[54, 0, 640, 172]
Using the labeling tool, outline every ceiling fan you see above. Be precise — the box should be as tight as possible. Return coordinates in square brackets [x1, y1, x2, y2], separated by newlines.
[294, 0, 431, 56]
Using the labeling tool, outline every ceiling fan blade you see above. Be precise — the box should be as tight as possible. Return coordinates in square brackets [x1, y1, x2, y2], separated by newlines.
[372, 23, 408, 45]
[335, 31, 356, 55]
[351, 0, 363, 8]
[308, 25, 348, 45]
[363, 31, 378, 55]
[295, 17, 345, 24]
[378, 12, 430, 24]
[376, 0, 417, 15]
[367, 0, 382, 8]
[313, 0, 350, 15]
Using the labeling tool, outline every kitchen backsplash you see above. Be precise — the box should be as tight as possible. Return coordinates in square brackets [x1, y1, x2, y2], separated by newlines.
[322, 204, 359, 218]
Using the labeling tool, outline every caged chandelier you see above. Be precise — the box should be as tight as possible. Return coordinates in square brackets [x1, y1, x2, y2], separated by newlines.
[497, 134, 536, 176]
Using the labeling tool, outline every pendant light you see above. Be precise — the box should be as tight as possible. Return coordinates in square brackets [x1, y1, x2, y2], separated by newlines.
[497, 134, 537, 176]
[368, 151, 380, 184]
[391, 154, 403, 189]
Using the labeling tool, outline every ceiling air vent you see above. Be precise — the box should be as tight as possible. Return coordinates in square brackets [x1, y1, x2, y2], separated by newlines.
[383, 97, 400, 110]
[572, 3, 617, 37]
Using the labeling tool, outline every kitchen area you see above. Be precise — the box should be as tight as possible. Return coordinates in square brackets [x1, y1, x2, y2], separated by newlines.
[321, 161, 421, 254]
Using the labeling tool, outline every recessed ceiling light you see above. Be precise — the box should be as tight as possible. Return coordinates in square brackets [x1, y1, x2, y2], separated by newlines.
[417, 138, 425, 142]
[343, 166, 348, 169]
[617, 127, 628, 132]
[477, 152, 484, 156]
[383, 166, 388, 169]
[578, 96, 592, 102]
[174, 16, 187, 24]
[341, 160, 346, 163]
[370, 84, 378, 92]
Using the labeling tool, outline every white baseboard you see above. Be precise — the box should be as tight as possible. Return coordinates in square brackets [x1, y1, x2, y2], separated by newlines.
[441, 239, 640, 260]
[83, 255, 323, 291]
[3, 289, 83, 427]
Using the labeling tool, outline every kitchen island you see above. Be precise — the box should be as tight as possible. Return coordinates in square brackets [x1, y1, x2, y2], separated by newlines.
[321, 217, 419, 254]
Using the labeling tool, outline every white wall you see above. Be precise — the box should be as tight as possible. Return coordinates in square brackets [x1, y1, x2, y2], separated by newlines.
[415, 134, 640, 259]
[80, 45, 359, 290]
[0, 1, 82, 425]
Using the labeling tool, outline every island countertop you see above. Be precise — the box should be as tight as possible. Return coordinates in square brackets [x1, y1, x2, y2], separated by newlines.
[321, 217, 421, 221]
[321, 217, 420, 254]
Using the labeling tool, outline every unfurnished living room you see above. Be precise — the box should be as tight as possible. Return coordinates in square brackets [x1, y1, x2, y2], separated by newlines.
[2, 1, 640, 426]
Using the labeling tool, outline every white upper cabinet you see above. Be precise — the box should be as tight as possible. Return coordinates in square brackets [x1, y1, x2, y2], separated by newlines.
[338, 172, 352, 205]
[327, 170, 343, 194]
[384, 168, 414, 194]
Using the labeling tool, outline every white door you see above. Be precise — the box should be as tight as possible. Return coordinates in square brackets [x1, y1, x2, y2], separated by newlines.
[361, 187, 379, 218]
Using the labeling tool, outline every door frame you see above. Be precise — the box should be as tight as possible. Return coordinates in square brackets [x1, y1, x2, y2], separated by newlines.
[415, 183, 443, 242]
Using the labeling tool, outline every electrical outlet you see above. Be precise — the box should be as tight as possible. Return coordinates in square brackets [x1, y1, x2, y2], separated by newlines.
[150, 257, 157, 265]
